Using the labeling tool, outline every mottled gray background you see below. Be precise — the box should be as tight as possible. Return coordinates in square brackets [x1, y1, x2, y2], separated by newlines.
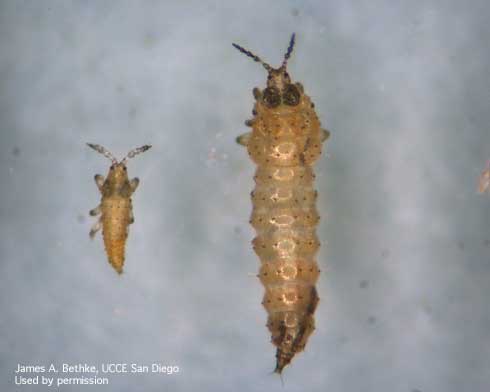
[1, 1, 490, 391]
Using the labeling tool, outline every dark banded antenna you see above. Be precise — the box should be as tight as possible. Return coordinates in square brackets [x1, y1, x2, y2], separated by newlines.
[121, 145, 152, 164]
[87, 143, 151, 165]
[87, 143, 117, 165]
[281, 33, 296, 69]
[233, 34, 296, 72]
[232, 41, 273, 72]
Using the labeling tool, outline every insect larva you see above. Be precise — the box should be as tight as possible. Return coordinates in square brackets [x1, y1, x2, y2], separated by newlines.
[233, 34, 330, 373]
[478, 160, 490, 194]
[87, 143, 151, 274]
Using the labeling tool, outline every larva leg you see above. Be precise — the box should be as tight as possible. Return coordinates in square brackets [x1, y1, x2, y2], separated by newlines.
[321, 129, 330, 142]
[245, 119, 255, 127]
[94, 174, 105, 191]
[129, 209, 134, 224]
[253, 88, 262, 99]
[89, 218, 102, 239]
[295, 82, 304, 93]
[129, 178, 139, 193]
[236, 132, 252, 146]
[89, 204, 102, 216]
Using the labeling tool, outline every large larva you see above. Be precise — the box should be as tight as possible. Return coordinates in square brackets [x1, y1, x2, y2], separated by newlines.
[478, 160, 490, 194]
[87, 143, 151, 274]
[233, 34, 330, 373]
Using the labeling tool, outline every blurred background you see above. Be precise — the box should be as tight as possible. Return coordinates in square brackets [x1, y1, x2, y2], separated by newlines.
[1, 1, 490, 391]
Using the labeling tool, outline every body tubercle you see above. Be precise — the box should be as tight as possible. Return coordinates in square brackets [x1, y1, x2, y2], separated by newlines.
[234, 34, 330, 374]
[87, 143, 151, 274]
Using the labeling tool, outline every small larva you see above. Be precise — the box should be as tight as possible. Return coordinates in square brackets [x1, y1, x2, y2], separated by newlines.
[478, 160, 490, 194]
[233, 34, 330, 373]
[87, 143, 151, 274]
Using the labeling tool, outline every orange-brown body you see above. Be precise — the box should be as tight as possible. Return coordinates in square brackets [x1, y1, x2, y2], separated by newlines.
[88, 143, 150, 274]
[97, 164, 135, 274]
[100, 167, 134, 274]
[478, 160, 490, 194]
[234, 34, 330, 373]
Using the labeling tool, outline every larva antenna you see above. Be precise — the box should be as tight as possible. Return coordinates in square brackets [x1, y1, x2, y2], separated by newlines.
[87, 143, 117, 165]
[232, 41, 273, 73]
[121, 145, 152, 164]
[281, 33, 296, 69]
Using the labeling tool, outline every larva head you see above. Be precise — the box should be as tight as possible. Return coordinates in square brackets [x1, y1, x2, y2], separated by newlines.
[87, 143, 152, 181]
[233, 33, 302, 108]
[107, 162, 129, 183]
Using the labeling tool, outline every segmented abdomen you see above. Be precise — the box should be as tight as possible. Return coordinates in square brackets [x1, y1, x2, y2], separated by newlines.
[248, 98, 325, 372]
[101, 197, 132, 274]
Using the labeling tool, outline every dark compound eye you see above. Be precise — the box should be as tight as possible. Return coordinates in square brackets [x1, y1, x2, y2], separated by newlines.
[262, 87, 281, 108]
[282, 84, 301, 106]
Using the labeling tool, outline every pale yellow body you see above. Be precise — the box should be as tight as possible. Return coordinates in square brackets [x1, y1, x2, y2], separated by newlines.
[240, 89, 329, 373]
[234, 34, 329, 372]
